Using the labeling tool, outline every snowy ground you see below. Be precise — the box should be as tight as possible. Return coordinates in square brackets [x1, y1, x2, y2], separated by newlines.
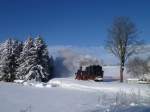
[0, 78, 150, 112]
[102, 66, 129, 79]
[49, 78, 150, 96]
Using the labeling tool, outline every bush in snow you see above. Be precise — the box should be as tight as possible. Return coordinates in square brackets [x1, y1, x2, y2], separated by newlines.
[126, 57, 149, 78]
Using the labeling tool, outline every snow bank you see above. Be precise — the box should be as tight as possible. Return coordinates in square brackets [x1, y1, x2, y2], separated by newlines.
[22, 81, 49, 88]
[127, 78, 139, 83]
[14, 77, 150, 98]
[14, 80, 24, 84]
[48, 78, 150, 97]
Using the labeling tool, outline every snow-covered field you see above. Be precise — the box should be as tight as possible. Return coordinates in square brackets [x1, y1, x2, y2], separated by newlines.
[0, 78, 150, 112]
[102, 66, 129, 79]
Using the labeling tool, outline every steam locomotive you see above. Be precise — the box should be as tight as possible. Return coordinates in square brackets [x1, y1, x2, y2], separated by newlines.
[75, 65, 104, 81]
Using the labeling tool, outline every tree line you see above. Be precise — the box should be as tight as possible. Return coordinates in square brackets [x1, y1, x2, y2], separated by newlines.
[0, 36, 53, 82]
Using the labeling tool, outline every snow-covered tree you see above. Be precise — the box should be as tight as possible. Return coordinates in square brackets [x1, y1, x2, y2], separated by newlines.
[16, 36, 53, 82]
[16, 37, 37, 80]
[0, 36, 53, 82]
[0, 38, 22, 82]
[0, 42, 5, 64]
[0, 43, 4, 80]
[33, 36, 52, 82]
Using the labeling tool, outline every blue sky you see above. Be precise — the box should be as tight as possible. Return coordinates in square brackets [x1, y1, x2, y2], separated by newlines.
[0, 0, 150, 46]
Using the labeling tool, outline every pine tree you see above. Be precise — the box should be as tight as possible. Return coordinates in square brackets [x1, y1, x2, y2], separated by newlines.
[0, 42, 4, 80]
[16, 37, 36, 80]
[16, 36, 53, 82]
[33, 36, 52, 82]
[0, 38, 22, 82]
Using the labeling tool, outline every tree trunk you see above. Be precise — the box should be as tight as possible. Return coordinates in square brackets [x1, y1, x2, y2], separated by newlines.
[120, 64, 124, 82]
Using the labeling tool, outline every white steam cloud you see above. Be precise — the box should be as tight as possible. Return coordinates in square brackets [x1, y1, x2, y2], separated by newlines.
[51, 47, 102, 78]
[49, 45, 150, 78]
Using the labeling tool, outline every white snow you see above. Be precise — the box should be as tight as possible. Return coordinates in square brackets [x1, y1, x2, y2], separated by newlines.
[127, 78, 139, 81]
[14, 80, 24, 84]
[0, 65, 150, 112]
[103, 66, 129, 79]
[48, 78, 150, 97]
[0, 77, 150, 112]
[34, 83, 44, 88]
[127, 78, 139, 83]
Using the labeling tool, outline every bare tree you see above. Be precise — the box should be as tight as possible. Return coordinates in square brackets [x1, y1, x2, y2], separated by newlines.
[106, 17, 141, 82]
[127, 57, 149, 78]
